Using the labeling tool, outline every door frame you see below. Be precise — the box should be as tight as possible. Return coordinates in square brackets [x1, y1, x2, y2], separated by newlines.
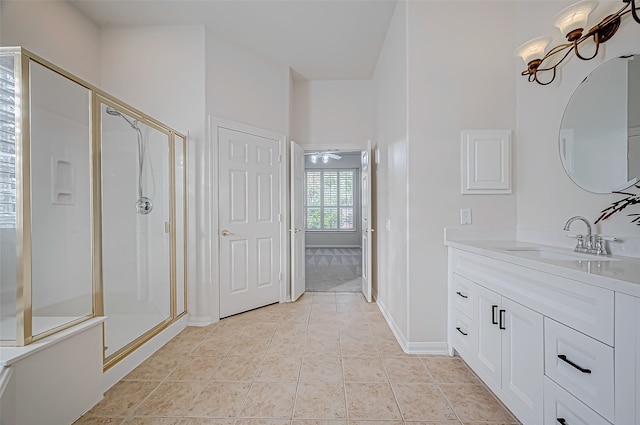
[289, 141, 371, 300]
[210, 117, 288, 319]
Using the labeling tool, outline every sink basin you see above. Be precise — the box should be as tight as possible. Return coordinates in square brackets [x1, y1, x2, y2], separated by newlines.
[499, 247, 618, 262]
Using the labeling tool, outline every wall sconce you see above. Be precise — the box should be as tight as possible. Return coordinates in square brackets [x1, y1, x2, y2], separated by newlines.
[517, 0, 640, 85]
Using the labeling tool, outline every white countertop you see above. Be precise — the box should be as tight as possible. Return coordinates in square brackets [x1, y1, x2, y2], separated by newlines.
[445, 239, 640, 298]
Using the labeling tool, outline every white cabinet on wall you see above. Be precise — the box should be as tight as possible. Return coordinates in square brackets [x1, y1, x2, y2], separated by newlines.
[447, 244, 636, 425]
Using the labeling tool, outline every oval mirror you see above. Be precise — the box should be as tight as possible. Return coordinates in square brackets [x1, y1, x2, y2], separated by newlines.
[559, 54, 640, 193]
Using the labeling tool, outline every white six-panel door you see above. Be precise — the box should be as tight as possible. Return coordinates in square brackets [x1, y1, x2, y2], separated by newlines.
[218, 125, 282, 318]
[290, 141, 306, 301]
[361, 141, 373, 302]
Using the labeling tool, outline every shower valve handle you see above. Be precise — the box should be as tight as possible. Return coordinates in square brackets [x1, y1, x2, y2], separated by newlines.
[221, 229, 234, 237]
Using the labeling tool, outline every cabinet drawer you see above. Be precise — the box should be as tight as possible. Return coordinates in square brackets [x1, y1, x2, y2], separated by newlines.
[452, 273, 476, 319]
[544, 318, 614, 422]
[451, 309, 477, 361]
[544, 377, 611, 425]
[451, 249, 614, 345]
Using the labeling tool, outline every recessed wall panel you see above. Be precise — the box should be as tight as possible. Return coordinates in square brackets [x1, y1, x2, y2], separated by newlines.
[256, 237, 272, 288]
[229, 170, 248, 223]
[230, 239, 248, 294]
[229, 140, 248, 163]
[256, 145, 273, 166]
[256, 173, 273, 223]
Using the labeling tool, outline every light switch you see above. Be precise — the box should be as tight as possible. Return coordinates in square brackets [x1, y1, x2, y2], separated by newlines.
[460, 208, 472, 225]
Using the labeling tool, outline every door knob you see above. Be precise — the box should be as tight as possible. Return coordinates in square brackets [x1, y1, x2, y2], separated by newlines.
[221, 229, 234, 236]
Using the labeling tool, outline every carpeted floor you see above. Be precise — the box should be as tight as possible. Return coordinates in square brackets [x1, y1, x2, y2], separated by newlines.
[305, 247, 362, 292]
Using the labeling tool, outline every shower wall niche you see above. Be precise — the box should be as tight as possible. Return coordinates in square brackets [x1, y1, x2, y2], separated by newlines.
[0, 47, 187, 369]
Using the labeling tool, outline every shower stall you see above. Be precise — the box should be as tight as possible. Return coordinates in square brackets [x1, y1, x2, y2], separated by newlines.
[0, 47, 187, 370]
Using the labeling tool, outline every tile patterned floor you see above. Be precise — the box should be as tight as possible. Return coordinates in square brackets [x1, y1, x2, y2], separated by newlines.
[74, 292, 520, 425]
[306, 248, 362, 292]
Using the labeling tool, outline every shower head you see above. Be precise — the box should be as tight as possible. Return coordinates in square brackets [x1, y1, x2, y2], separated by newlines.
[105, 106, 138, 129]
[105, 106, 120, 116]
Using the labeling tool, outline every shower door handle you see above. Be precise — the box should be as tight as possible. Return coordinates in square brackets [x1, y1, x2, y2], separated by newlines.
[221, 229, 234, 237]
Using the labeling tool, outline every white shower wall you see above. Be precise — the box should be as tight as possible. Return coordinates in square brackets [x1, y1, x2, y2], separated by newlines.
[100, 117, 171, 357]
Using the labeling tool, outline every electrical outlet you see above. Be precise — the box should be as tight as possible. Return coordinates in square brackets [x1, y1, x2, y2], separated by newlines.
[460, 208, 472, 225]
[385, 219, 391, 231]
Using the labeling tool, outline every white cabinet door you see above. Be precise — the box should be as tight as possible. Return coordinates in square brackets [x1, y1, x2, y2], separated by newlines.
[475, 284, 502, 387]
[502, 297, 544, 425]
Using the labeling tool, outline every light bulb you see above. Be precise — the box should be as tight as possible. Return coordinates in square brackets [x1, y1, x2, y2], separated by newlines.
[515, 36, 552, 66]
[310, 154, 317, 164]
[553, 0, 598, 41]
[322, 154, 329, 164]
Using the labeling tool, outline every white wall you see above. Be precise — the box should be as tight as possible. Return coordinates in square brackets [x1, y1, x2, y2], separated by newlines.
[405, 1, 518, 346]
[29, 62, 93, 318]
[100, 25, 205, 324]
[372, 0, 409, 343]
[206, 30, 290, 135]
[0, 0, 101, 85]
[516, 1, 640, 252]
[292, 79, 373, 145]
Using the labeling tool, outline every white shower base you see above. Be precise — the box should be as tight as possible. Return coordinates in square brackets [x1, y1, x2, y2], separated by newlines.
[1, 315, 86, 343]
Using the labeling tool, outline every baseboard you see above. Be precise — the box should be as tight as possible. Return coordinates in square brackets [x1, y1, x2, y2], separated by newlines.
[404, 341, 449, 355]
[376, 298, 409, 351]
[306, 245, 362, 249]
[188, 315, 218, 327]
[103, 315, 188, 392]
[376, 298, 450, 355]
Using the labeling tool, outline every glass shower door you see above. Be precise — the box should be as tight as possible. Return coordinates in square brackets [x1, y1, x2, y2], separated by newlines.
[100, 103, 171, 360]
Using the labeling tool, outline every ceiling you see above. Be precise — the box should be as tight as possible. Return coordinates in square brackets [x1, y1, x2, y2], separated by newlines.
[70, 0, 397, 80]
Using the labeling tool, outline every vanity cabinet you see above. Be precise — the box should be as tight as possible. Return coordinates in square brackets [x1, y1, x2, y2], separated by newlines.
[452, 272, 543, 425]
[448, 247, 625, 425]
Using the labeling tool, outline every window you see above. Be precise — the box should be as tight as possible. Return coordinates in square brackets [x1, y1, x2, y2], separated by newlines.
[0, 57, 16, 229]
[305, 169, 355, 231]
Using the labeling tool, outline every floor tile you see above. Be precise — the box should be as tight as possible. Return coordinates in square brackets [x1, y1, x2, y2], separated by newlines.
[239, 382, 297, 418]
[293, 382, 347, 419]
[344, 383, 401, 420]
[342, 357, 387, 382]
[121, 418, 181, 425]
[392, 383, 457, 421]
[255, 355, 302, 382]
[439, 384, 517, 423]
[73, 418, 125, 425]
[422, 356, 480, 384]
[382, 357, 433, 383]
[133, 382, 206, 417]
[76, 292, 520, 425]
[87, 381, 160, 417]
[300, 355, 344, 382]
[187, 381, 251, 417]
[210, 356, 261, 381]
[167, 356, 222, 381]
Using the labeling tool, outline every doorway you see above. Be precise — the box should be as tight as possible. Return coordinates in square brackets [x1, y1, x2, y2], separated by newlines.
[303, 150, 363, 292]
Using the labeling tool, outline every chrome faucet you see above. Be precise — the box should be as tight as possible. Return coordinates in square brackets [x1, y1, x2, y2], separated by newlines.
[562, 216, 610, 256]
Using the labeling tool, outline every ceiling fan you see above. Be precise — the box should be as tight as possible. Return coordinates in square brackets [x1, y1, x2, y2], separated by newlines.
[304, 151, 342, 164]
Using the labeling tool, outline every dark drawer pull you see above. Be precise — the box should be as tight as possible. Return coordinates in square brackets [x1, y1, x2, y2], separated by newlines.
[557, 418, 567, 425]
[456, 327, 468, 336]
[499, 309, 506, 330]
[558, 354, 592, 374]
[456, 291, 468, 299]
[492, 305, 498, 324]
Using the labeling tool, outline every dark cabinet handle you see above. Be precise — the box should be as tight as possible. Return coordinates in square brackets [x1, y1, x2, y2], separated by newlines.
[557, 418, 567, 425]
[492, 305, 499, 324]
[456, 327, 468, 336]
[558, 354, 592, 374]
[456, 291, 468, 299]
[499, 309, 506, 330]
